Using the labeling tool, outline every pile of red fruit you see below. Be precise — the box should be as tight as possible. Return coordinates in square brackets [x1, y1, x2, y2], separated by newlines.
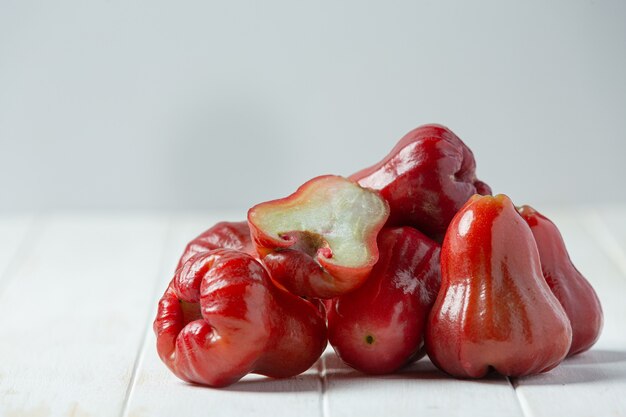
[154, 124, 603, 387]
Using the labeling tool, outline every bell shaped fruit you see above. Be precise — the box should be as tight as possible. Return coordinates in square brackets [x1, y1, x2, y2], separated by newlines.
[248, 175, 389, 298]
[425, 194, 572, 378]
[351, 124, 491, 242]
[176, 221, 255, 269]
[518, 205, 603, 356]
[327, 227, 441, 374]
[154, 249, 328, 387]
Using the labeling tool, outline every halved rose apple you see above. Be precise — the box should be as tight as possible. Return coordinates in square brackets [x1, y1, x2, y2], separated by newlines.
[247, 175, 390, 298]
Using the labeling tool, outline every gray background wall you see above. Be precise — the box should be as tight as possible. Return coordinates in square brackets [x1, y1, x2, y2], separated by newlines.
[1, 0, 625, 212]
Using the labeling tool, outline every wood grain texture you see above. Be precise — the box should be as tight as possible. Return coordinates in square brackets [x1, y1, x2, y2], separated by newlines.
[0, 214, 170, 417]
[511, 208, 626, 417]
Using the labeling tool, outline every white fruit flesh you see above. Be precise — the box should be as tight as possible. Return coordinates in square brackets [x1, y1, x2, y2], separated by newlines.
[250, 176, 388, 267]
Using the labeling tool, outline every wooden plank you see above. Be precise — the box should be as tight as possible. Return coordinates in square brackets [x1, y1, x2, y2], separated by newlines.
[0, 213, 170, 417]
[123, 211, 324, 417]
[587, 206, 626, 278]
[9, 208, 616, 417]
[321, 349, 523, 417]
[511, 208, 626, 417]
[0, 214, 34, 283]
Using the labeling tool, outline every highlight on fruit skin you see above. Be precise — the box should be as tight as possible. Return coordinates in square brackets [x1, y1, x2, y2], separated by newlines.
[247, 175, 390, 299]
[425, 193, 572, 378]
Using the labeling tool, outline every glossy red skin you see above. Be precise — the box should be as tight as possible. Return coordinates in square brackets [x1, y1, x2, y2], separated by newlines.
[351, 124, 491, 243]
[425, 194, 572, 378]
[154, 249, 328, 387]
[176, 221, 255, 270]
[248, 175, 389, 299]
[518, 205, 603, 356]
[327, 227, 441, 374]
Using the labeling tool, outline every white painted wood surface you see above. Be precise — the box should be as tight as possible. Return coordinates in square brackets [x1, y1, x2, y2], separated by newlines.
[0, 208, 624, 417]
[0, 214, 170, 417]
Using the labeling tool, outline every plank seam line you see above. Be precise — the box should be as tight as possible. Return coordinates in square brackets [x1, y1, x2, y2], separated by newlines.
[119, 216, 174, 417]
[582, 210, 626, 279]
[0, 215, 43, 303]
[509, 377, 535, 417]
[318, 354, 329, 417]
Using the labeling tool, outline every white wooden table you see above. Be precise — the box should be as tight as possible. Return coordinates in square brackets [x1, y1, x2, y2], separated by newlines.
[1, 207, 625, 417]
